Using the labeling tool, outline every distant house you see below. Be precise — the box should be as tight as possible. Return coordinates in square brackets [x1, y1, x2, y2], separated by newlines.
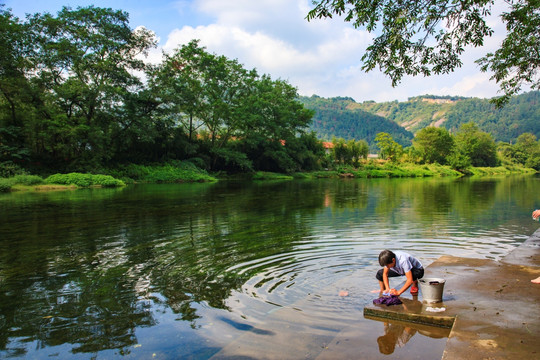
[322, 142, 334, 154]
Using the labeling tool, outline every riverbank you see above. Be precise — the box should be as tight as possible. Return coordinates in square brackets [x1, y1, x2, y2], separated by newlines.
[255, 162, 536, 180]
[363, 227, 540, 359]
[0, 162, 217, 192]
[1, 161, 536, 193]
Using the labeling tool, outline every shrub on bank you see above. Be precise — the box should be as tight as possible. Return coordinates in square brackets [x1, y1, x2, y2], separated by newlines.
[0, 161, 28, 178]
[11, 174, 44, 185]
[90, 174, 127, 187]
[0, 178, 12, 192]
[45, 173, 125, 187]
[107, 161, 216, 183]
[0, 175, 44, 192]
[252, 171, 294, 180]
[468, 165, 536, 176]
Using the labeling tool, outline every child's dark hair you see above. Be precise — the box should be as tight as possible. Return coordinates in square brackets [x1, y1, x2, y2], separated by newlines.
[379, 250, 395, 267]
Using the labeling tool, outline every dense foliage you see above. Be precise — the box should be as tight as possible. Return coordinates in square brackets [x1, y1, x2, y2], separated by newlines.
[444, 92, 540, 142]
[307, 0, 540, 106]
[330, 137, 369, 166]
[0, 6, 320, 176]
[0, 5, 537, 183]
[412, 127, 454, 165]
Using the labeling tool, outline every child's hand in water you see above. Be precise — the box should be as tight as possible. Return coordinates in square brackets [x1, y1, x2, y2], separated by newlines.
[389, 289, 399, 296]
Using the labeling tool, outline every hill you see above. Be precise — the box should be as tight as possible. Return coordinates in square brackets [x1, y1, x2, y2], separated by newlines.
[301, 91, 540, 144]
[299, 96, 414, 147]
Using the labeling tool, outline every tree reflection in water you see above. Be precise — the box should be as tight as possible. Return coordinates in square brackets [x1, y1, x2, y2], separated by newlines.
[0, 176, 538, 358]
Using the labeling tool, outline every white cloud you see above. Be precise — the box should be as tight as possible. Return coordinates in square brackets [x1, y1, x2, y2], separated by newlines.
[158, 0, 508, 102]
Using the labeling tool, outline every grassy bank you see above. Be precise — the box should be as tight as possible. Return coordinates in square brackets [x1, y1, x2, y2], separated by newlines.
[0, 161, 217, 193]
[1, 161, 535, 193]
[0, 173, 126, 193]
[291, 162, 536, 180]
[295, 162, 462, 179]
[106, 161, 217, 184]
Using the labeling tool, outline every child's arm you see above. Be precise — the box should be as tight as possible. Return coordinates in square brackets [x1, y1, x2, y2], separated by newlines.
[383, 267, 391, 291]
[391, 270, 414, 295]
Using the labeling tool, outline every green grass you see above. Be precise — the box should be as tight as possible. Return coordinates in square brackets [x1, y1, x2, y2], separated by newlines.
[468, 165, 537, 176]
[1, 173, 125, 192]
[0, 178, 12, 192]
[142, 165, 216, 183]
[106, 161, 217, 183]
[252, 171, 294, 180]
[45, 173, 125, 187]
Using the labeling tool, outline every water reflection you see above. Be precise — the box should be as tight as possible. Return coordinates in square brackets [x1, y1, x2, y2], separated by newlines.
[378, 322, 418, 355]
[367, 317, 451, 357]
[0, 176, 538, 358]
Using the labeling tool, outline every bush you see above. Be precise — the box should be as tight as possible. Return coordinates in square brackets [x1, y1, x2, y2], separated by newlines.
[0, 178, 12, 192]
[252, 171, 294, 180]
[0, 161, 27, 178]
[11, 174, 44, 186]
[45, 173, 125, 187]
[106, 162, 216, 183]
[46, 173, 93, 187]
[89, 174, 126, 187]
[142, 164, 216, 183]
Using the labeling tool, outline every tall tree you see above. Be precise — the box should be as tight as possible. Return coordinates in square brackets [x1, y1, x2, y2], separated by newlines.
[150, 40, 208, 143]
[307, 0, 539, 106]
[0, 7, 34, 162]
[375, 132, 403, 162]
[413, 127, 454, 164]
[27, 6, 156, 166]
[240, 75, 314, 172]
[454, 122, 498, 167]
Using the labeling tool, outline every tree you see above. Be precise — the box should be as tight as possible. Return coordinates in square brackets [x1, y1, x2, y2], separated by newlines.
[501, 133, 540, 170]
[477, 1, 540, 106]
[454, 123, 499, 167]
[332, 137, 349, 164]
[413, 127, 454, 164]
[0, 7, 34, 162]
[285, 132, 325, 171]
[375, 132, 402, 162]
[239, 75, 314, 173]
[515, 132, 538, 155]
[357, 139, 369, 161]
[307, 0, 539, 106]
[26, 6, 156, 167]
[150, 40, 208, 143]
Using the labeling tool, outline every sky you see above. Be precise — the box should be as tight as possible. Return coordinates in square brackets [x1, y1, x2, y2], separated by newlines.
[2, 0, 516, 103]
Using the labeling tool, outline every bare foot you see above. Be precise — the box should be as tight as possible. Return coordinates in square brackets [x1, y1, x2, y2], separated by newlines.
[532, 276, 540, 284]
[370, 289, 382, 293]
[339, 290, 349, 297]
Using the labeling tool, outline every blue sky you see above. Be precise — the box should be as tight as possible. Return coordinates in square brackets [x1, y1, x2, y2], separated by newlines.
[2, 0, 514, 102]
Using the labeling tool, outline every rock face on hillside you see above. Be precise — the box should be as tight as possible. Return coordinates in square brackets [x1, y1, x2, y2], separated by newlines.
[421, 98, 456, 104]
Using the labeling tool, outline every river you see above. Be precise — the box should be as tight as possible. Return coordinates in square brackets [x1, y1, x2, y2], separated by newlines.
[0, 175, 539, 359]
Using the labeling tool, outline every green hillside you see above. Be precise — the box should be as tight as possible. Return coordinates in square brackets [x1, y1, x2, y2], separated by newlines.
[353, 91, 540, 142]
[301, 91, 540, 145]
[299, 96, 414, 147]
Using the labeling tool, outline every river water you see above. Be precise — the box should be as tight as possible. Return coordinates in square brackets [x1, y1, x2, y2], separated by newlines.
[1, 176, 539, 359]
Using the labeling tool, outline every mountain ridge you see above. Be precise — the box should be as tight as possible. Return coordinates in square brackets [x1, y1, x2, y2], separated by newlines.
[300, 91, 540, 146]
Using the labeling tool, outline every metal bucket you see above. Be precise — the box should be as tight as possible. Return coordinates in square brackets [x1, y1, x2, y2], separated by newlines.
[418, 277, 446, 303]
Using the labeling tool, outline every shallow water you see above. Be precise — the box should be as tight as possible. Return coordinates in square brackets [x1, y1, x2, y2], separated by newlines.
[0, 176, 539, 358]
